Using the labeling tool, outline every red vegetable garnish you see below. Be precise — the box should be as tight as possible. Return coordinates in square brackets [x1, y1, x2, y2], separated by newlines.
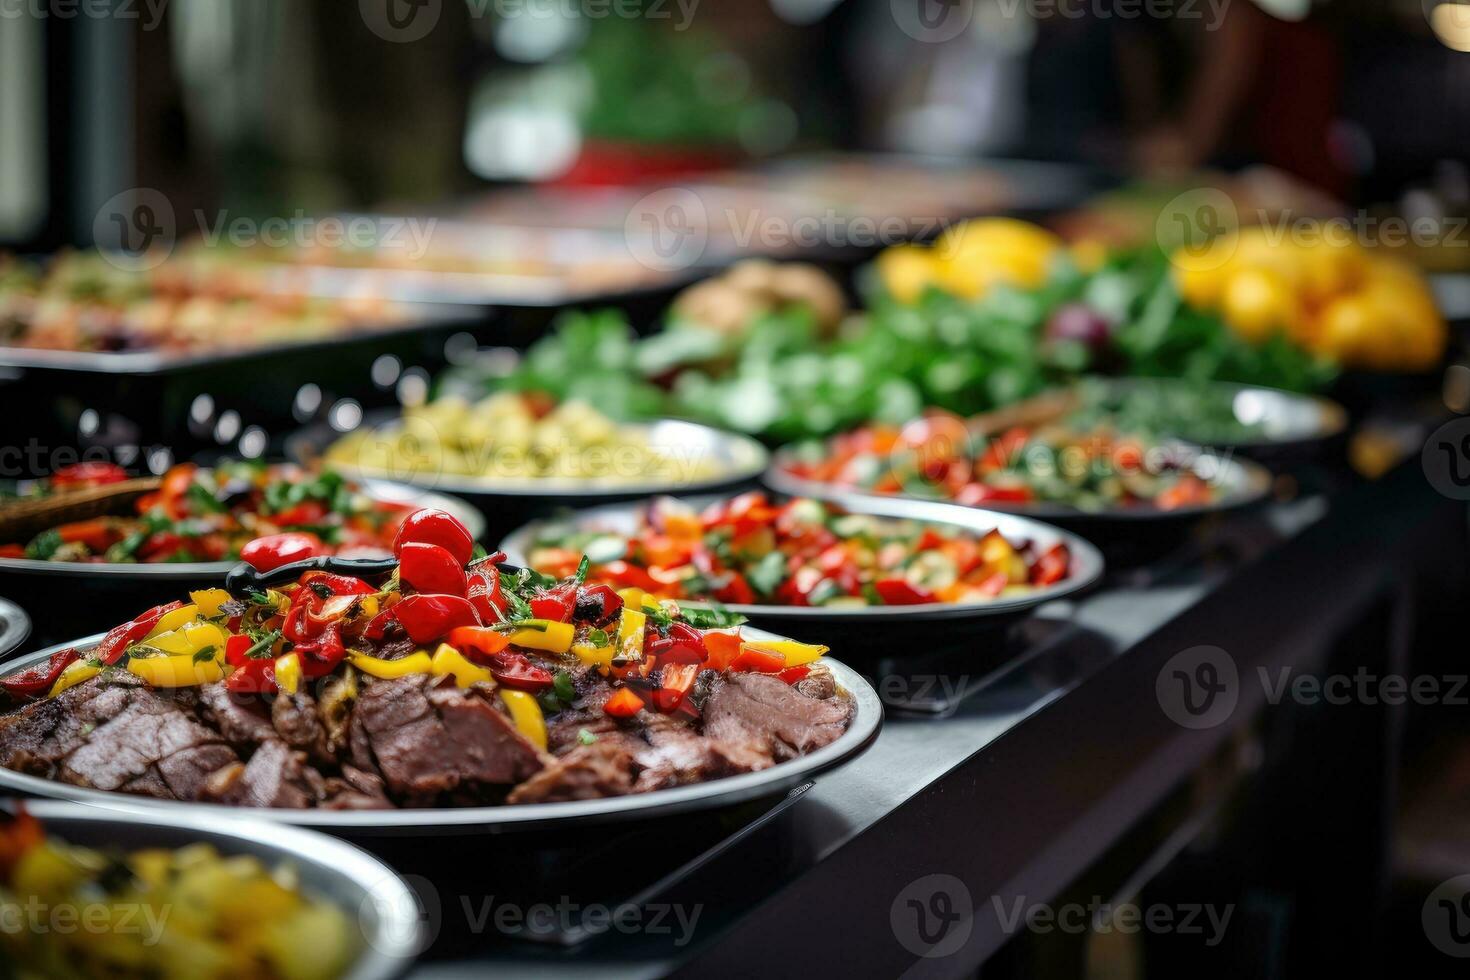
[703, 630, 742, 672]
[0, 648, 79, 701]
[777, 665, 811, 684]
[297, 571, 375, 597]
[730, 647, 785, 674]
[240, 532, 327, 573]
[394, 509, 474, 566]
[645, 622, 707, 665]
[49, 461, 129, 489]
[652, 664, 699, 712]
[873, 578, 935, 606]
[572, 584, 623, 626]
[55, 519, 120, 553]
[466, 557, 509, 623]
[1031, 543, 1070, 586]
[392, 594, 480, 645]
[96, 601, 184, 665]
[603, 688, 645, 718]
[226, 656, 276, 694]
[447, 626, 512, 661]
[271, 500, 328, 527]
[398, 542, 468, 598]
[487, 651, 554, 692]
[529, 584, 576, 624]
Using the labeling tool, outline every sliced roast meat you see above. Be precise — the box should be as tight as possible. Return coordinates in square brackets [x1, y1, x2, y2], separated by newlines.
[198, 682, 276, 750]
[794, 664, 837, 701]
[703, 672, 852, 761]
[0, 673, 239, 800]
[631, 725, 771, 793]
[272, 689, 331, 763]
[203, 739, 324, 809]
[351, 675, 545, 804]
[506, 738, 640, 804]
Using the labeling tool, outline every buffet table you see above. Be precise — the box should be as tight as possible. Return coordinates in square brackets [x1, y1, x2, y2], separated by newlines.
[401, 446, 1458, 977]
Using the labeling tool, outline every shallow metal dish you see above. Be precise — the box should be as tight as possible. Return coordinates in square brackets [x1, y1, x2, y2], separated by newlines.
[500, 494, 1103, 627]
[1067, 377, 1348, 453]
[0, 480, 485, 584]
[0, 631, 881, 833]
[0, 596, 31, 660]
[3, 799, 421, 979]
[766, 441, 1274, 526]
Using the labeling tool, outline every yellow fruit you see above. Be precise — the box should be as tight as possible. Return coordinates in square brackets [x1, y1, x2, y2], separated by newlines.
[1316, 294, 1378, 363]
[1297, 233, 1366, 304]
[932, 218, 1062, 298]
[876, 244, 939, 304]
[1221, 266, 1296, 344]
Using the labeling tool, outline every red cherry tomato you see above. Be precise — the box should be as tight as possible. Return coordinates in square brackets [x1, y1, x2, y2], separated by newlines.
[392, 594, 480, 645]
[240, 532, 328, 572]
[393, 509, 474, 566]
[398, 542, 469, 597]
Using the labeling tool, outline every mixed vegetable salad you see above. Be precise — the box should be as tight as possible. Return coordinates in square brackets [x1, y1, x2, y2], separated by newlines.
[0, 809, 356, 979]
[0, 461, 413, 564]
[526, 493, 1073, 608]
[783, 420, 1219, 513]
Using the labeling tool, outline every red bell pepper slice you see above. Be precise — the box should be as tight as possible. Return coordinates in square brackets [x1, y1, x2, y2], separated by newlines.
[270, 500, 328, 527]
[56, 519, 120, 554]
[0, 648, 80, 700]
[777, 665, 811, 685]
[447, 626, 512, 662]
[651, 664, 699, 713]
[96, 601, 184, 666]
[873, 578, 935, 606]
[225, 656, 277, 694]
[572, 584, 623, 626]
[392, 594, 480, 645]
[240, 532, 327, 572]
[398, 542, 468, 598]
[703, 630, 742, 672]
[731, 647, 785, 673]
[645, 622, 707, 666]
[297, 571, 376, 597]
[603, 687, 645, 718]
[1030, 543, 1070, 586]
[393, 508, 474, 566]
[487, 651, 554, 692]
[529, 584, 576, 624]
[467, 562, 508, 623]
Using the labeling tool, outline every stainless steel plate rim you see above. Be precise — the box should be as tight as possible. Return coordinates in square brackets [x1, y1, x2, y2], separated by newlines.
[290, 415, 771, 499]
[0, 631, 881, 831]
[0, 482, 485, 580]
[0, 597, 31, 659]
[1073, 377, 1348, 449]
[765, 444, 1274, 523]
[499, 493, 1104, 623]
[7, 799, 420, 980]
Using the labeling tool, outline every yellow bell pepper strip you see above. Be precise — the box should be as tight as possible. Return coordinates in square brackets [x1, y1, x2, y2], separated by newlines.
[499, 689, 547, 750]
[616, 587, 646, 611]
[189, 589, 234, 619]
[347, 650, 433, 680]
[144, 622, 228, 657]
[48, 660, 102, 697]
[274, 653, 303, 696]
[572, 641, 616, 668]
[506, 620, 575, 655]
[127, 649, 227, 687]
[145, 604, 199, 639]
[618, 607, 647, 662]
[738, 639, 829, 668]
[430, 644, 494, 688]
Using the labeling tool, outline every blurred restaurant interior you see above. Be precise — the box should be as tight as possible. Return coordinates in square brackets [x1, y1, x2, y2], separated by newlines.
[1, 0, 1470, 977]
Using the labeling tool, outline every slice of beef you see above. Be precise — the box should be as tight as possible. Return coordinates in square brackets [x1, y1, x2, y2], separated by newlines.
[272, 690, 332, 763]
[350, 675, 545, 804]
[198, 682, 276, 751]
[794, 664, 837, 701]
[631, 725, 772, 793]
[703, 672, 853, 761]
[319, 764, 393, 809]
[202, 739, 325, 809]
[506, 738, 640, 804]
[0, 673, 239, 800]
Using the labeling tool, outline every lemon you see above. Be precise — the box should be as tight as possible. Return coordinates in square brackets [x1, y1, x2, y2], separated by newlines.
[876, 244, 939, 304]
[932, 218, 1062, 298]
[1221, 266, 1296, 344]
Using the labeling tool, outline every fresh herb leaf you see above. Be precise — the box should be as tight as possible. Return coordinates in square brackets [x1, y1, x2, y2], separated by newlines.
[574, 554, 590, 585]
[679, 605, 748, 629]
[242, 630, 281, 660]
[191, 645, 218, 663]
[24, 529, 62, 560]
[587, 628, 610, 648]
[577, 728, 598, 745]
[553, 669, 575, 702]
